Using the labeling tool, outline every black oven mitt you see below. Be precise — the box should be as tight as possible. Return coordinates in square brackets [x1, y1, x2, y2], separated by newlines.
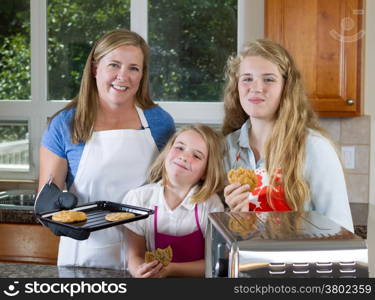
[34, 182, 90, 240]
[34, 182, 78, 213]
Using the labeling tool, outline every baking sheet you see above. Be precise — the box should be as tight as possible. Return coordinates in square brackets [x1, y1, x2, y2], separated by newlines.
[35, 201, 154, 233]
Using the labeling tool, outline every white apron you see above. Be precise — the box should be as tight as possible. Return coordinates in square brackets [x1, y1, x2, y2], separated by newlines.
[57, 106, 158, 269]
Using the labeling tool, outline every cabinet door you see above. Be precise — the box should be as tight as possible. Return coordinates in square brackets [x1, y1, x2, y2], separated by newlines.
[0, 223, 59, 265]
[265, 0, 363, 117]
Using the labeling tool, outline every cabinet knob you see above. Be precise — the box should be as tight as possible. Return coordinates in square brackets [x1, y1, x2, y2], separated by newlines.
[346, 99, 355, 105]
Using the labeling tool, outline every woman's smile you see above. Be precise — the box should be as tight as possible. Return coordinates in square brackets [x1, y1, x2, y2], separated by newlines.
[111, 83, 129, 92]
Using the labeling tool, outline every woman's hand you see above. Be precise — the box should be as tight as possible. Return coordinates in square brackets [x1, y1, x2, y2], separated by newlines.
[134, 261, 165, 278]
[224, 183, 250, 212]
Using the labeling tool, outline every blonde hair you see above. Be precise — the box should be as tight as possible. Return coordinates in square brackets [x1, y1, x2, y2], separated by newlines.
[148, 124, 225, 203]
[51, 29, 155, 143]
[222, 39, 329, 211]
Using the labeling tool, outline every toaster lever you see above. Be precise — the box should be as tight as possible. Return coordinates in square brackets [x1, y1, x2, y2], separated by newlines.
[215, 258, 229, 277]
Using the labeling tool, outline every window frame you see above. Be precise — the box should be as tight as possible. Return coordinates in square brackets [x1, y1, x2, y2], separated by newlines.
[0, 0, 251, 180]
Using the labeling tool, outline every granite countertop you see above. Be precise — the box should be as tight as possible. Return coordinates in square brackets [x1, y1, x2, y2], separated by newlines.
[0, 208, 371, 278]
[0, 262, 131, 278]
[0, 206, 38, 224]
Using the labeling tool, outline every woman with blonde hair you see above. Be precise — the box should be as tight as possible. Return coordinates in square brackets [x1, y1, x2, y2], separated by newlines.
[39, 29, 175, 269]
[222, 39, 353, 232]
[123, 124, 225, 277]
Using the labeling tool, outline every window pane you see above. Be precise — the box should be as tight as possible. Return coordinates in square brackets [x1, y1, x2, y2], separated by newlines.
[149, 0, 237, 102]
[0, 121, 29, 171]
[0, 0, 30, 100]
[47, 0, 130, 100]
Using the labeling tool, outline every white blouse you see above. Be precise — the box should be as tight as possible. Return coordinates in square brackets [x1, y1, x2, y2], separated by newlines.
[122, 182, 224, 251]
[224, 119, 354, 232]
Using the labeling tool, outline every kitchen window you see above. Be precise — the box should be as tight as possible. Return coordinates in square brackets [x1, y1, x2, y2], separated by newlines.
[47, 0, 131, 100]
[0, 0, 30, 101]
[0, 121, 30, 172]
[0, 0, 248, 180]
[148, 0, 236, 102]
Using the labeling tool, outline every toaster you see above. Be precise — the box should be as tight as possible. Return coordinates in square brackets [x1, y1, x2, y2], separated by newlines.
[205, 211, 368, 278]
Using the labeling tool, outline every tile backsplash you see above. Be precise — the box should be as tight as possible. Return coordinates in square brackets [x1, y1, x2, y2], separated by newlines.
[319, 115, 370, 204]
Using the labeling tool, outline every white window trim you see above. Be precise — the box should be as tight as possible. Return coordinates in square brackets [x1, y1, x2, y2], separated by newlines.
[0, 0, 250, 180]
[131, 0, 147, 41]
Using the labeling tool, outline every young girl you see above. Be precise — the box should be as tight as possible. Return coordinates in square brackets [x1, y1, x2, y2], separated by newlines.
[222, 39, 354, 232]
[123, 124, 225, 277]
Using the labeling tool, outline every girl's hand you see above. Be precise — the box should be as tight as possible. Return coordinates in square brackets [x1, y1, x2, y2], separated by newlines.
[224, 183, 250, 212]
[155, 264, 170, 278]
[134, 261, 165, 278]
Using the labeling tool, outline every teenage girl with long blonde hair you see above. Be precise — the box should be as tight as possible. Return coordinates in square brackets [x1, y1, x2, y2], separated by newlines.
[222, 39, 353, 232]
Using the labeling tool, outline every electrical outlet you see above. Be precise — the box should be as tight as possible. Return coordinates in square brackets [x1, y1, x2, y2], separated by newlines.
[341, 146, 355, 169]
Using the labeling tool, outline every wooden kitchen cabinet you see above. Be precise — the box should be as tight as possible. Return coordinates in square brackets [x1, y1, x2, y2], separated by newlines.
[265, 0, 364, 117]
[0, 223, 59, 265]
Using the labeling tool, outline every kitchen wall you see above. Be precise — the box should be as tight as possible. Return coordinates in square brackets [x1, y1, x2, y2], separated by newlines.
[320, 117, 370, 205]
[320, 117, 370, 226]
[364, 0, 375, 207]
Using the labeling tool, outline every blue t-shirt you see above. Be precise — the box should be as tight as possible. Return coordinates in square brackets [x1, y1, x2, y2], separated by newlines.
[41, 105, 175, 189]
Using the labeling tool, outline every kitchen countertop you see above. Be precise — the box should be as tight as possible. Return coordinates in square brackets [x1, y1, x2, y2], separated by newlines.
[0, 262, 131, 278]
[0, 204, 372, 277]
[0, 206, 38, 224]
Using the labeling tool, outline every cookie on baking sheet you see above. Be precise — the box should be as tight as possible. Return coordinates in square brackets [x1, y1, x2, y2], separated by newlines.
[228, 168, 258, 192]
[105, 212, 135, 222]
[52, 210, 87, 223]
[144, 245, 173, 266]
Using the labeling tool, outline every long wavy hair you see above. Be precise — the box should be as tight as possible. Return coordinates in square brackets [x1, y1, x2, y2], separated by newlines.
[222, 39, 330, 211]
[51, 29, 155, 143]
[148, 124, 226, 203]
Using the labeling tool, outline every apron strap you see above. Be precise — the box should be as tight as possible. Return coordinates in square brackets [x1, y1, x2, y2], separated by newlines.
[194, 204, 203, 235]
[135, 106, 149, 129]
[153, 205, 158, 235]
